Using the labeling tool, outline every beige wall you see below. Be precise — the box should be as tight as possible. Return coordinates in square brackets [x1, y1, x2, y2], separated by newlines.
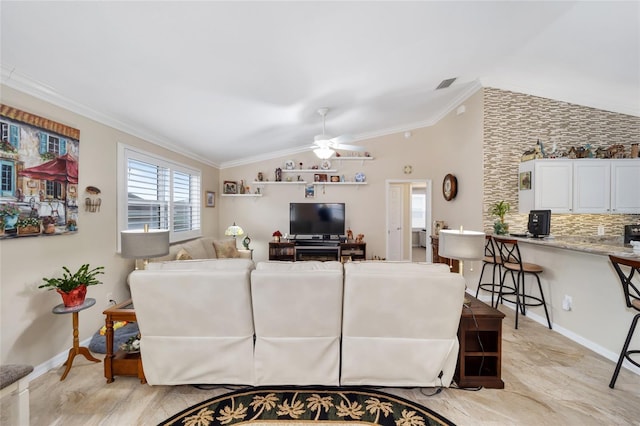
[218, 89, 485, 265]
[0, 85, 220, 366]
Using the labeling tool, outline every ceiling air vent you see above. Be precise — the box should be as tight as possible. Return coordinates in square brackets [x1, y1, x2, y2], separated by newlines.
[436, 78, 456, 90]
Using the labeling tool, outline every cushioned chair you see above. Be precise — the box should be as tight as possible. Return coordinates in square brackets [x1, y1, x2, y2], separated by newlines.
[475, 235, 510, 307]
[129, 260, 255, 385]
[250, 261, 344, 385]
[0, 364, 33, 426]
[341, 262, 465, 387]
[608, 255, 640, 389]
[493, 237, 552, 330]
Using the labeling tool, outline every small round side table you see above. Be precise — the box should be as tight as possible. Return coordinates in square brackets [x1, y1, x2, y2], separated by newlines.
[52, 297, 100, 381]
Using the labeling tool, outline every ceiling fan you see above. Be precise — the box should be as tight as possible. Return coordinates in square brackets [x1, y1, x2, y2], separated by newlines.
[311, 108, 365, 159]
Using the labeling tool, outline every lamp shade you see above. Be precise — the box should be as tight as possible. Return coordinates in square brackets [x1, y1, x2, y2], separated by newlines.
[225, 222, 244, 237]
[121, 229, 170, 259]
[438, 229, 485, 261]
[313, 146, 335, 160]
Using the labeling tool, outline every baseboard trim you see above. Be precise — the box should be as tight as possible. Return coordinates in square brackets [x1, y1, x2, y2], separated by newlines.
[474, 291, 640, 377]
[27, 336, 94, 382]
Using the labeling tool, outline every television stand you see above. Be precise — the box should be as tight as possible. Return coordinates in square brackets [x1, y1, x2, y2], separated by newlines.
[268, 241, 366, 262]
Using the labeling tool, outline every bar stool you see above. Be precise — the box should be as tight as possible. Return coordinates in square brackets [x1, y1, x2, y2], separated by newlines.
[475, 235, 509, 307]
[494, 237, 552, 330]
[608, 255, 640, 389]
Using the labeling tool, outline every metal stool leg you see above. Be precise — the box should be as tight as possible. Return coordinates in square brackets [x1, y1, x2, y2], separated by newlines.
[534, 273, 552, 329]
[609, 313, 640, 389]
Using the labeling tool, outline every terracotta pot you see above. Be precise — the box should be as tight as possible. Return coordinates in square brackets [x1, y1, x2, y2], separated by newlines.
[57, 284, 87, 307]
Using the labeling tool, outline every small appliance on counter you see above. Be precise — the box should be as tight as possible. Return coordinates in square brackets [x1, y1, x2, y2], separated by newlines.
[624, 224, 640, 246]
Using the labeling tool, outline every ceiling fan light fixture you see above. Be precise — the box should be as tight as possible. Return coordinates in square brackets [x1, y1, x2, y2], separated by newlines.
[314, 146, 335, 159]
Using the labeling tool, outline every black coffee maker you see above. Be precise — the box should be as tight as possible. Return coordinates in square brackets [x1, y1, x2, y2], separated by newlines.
[624, 224, 640, 245]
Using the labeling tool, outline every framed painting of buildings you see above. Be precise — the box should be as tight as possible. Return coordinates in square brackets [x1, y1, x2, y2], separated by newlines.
[0, 105, 80, 238]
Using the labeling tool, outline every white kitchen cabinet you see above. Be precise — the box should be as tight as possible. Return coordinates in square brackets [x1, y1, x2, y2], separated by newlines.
[519, 159, 639, 214]
[573, 160, 610, 213]
[611, 159, 640, 213]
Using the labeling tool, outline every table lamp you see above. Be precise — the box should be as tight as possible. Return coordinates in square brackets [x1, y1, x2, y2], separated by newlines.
[438, 228, 486, 275]
[121, 225, 170, 270]
[225, 222, 244, 239]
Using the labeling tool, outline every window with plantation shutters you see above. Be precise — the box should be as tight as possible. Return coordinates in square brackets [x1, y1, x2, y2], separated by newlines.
[118, 145, 201, 246]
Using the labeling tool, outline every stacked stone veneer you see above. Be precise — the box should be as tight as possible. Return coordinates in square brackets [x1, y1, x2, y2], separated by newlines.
[483, 88, 640, 237]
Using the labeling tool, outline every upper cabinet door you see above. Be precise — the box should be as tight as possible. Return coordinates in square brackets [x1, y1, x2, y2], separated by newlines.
[535, 160, 573, 213]
[573, 160, 611, 213]
[611, 159, 640, 214]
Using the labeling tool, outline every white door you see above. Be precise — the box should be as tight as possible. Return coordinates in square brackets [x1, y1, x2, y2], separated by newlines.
[387, 184, 404, 261]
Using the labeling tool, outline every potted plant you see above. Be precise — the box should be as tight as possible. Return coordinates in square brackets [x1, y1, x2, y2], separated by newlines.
[39, 264, 105, 307]
[67, 218, 77, 231]
[16, 217, 41, 235]
[491, 200, 511, 235]
[272, 230, 282, 243]
[0, 202, 21, 232]
[42, 216, 56, 234]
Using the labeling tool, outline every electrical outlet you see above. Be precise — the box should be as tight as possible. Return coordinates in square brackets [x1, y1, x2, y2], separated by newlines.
[106, 292, 113, 305]
[562, 295, 572, 311]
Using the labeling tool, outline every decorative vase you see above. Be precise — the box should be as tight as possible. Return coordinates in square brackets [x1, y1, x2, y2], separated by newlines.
[44, 223, 56, 234]
[3, 214, 18, 230]
[57, 284, 87, 307]
[494, 221, 509, 235]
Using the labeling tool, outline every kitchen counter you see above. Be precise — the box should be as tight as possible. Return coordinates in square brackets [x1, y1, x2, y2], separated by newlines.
[502, 235, 639, 258]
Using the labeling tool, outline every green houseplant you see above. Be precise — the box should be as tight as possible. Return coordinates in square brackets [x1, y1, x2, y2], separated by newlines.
[40, 264, 105, 307]
[491, 200, 511, 235]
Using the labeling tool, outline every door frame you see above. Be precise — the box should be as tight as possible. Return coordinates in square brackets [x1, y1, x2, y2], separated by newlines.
[385, 179, 432, 262]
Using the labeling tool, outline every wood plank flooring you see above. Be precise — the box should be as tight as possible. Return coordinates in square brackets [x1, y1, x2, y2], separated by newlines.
[3, 305, 639, 425]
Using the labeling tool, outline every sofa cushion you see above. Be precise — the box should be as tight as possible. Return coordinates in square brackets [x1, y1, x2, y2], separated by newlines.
[256, 261, 342, 271]
[175, 248, 193, 260]
[182, 238, 209, 259]
[147, 258, 254, 271]
[213, 239, 240, 258]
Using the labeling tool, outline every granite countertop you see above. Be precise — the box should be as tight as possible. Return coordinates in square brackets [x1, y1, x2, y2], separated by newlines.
[507, 235, 640, 258]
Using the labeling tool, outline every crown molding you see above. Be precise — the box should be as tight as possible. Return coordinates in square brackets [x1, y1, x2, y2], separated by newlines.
[0, 66, 220, 168]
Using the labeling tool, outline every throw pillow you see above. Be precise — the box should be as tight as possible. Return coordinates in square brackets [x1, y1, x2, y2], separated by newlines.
[213, 239, 240, 258]
[176, 248, 193, 260]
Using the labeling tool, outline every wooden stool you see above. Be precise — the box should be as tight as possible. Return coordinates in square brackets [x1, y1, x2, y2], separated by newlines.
[494, 237, 552, 330]
[0, 364, 33, 426]
[608, 255, 640, 389]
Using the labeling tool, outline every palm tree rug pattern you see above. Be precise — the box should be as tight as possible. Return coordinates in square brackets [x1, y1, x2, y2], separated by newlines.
[159, 387, 455, 426]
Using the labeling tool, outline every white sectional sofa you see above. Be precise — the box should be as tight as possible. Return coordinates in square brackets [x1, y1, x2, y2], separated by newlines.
[129, 260, 466, 387]
[251, 261, 344, 386]
[341, 262, 466, 387]
[129, 258, 256, 385]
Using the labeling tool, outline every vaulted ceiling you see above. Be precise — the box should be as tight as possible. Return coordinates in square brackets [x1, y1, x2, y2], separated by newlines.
[1, 1, 638, 168]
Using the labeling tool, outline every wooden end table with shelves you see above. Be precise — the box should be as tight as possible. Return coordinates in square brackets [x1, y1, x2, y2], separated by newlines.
[103, 299, 145, 384]
[455, 293, 505, 389]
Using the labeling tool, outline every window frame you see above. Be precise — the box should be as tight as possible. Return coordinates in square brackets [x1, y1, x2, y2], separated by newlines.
[117, 143, 202, 251]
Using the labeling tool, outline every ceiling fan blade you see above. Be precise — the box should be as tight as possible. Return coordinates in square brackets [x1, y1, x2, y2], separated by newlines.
[335, 143, 366, 152]
[328, 134, 353, 145]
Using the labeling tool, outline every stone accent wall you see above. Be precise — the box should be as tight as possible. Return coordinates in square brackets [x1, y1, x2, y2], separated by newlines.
[483, 87, 640, 237]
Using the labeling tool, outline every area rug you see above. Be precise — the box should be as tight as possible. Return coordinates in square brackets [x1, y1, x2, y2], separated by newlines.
[159, 386, 455, 426]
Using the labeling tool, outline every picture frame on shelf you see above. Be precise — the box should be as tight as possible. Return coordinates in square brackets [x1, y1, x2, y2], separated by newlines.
[314, 173, 328, 182]
[205, 191, 215, 207]
[330, 175, 340, 182]
[223, 181, 237, 194]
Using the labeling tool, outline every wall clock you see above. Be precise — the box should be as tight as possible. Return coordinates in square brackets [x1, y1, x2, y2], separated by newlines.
[442, 174, 458, 201]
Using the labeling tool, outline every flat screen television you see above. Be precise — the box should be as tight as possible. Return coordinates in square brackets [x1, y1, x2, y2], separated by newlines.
[528, 209, 551, 238]
[289, 203, 345, 237]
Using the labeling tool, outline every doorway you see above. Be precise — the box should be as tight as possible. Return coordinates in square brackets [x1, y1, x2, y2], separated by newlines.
[385, 179, 432, 262]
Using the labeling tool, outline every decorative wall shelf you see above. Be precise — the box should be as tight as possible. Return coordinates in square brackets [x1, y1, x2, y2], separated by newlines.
[220, 193, 263, 197]
[255, 181, 307, 185]
[313, 182, 367, 186]
[282, 169, 337, 173]
[332, 156, 374, 160]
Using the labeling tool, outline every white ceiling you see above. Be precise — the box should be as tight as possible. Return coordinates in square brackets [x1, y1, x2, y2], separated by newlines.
[1, 1, 638, 168]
